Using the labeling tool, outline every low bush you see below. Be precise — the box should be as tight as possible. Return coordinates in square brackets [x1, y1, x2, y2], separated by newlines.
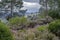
[9, 17, 27, 25]
[48, 20, 60, 37]
[15, 27, 59, 40]
[48, 10, 60, 19]
[37, 25, 48, 32]
[0, 22, 14, 40]
[9, 17, 29, 30]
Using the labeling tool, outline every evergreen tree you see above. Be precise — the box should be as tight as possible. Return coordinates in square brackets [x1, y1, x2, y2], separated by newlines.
[0, 0, 23, 16]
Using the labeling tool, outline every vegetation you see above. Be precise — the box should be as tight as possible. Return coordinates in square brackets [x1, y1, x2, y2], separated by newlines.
[9, 17, 29, 30]
[37, 25, 48, 32]
[0, 0, 60, 40]
[9, 17, 27, 25]
[14, 26, 59, 40]
[48, 10, 60, 19]
[0, 22, 14, 40]
[48, 20, 60, 37]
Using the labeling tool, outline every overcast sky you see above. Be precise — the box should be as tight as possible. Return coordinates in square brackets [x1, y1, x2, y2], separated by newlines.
[22, 0, 41, 13]
[0, 0, 1, 1]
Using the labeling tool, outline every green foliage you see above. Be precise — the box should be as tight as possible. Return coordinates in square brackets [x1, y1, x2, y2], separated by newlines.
[48, 10, 60, 19]
[9, 17, 29, 30]
[9, 17, 27, 25]
[0, 22, 14, 40]
[37, 25, 47, 32]
[48, 20, 60, 37]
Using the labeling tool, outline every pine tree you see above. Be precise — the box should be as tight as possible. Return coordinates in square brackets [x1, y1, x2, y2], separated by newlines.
[0, 0, 23, 16]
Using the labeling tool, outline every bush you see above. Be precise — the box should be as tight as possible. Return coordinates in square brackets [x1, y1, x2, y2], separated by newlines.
[37, 25, 48, 32]
[9, 17, 29, 30]
[15, 28, 59, 40]
[0, 22, 14, 40]
[9, 17, 27, 25]
[48, 10, 60, 19]
[48, 20, 60, 37]
[28, 21, 37, 28]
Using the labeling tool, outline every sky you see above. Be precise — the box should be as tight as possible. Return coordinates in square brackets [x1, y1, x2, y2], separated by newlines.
[22, 0, 41, 13]
[0, 0, 1, 1]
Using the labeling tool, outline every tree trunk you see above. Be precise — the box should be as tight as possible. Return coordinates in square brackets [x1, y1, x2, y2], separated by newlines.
[11, 0, 13, 17]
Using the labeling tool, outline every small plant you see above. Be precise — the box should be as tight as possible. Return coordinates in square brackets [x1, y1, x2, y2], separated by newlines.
[37, 25, 48, 32]
[0, 22, 14, 40]
[48, 20, 60, 37]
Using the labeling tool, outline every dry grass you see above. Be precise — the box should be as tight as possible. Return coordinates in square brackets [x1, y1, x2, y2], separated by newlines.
[12, 26, 59, 40]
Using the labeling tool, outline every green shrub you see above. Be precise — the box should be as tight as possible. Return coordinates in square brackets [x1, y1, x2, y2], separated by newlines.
[37, 25, 48, 32]
[9, 17, 29, 30]
[0, 22, 14, 40]
[48, 10, 60, 19]
[48, 20, 60, 37]
[9, 17, 27, 25]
